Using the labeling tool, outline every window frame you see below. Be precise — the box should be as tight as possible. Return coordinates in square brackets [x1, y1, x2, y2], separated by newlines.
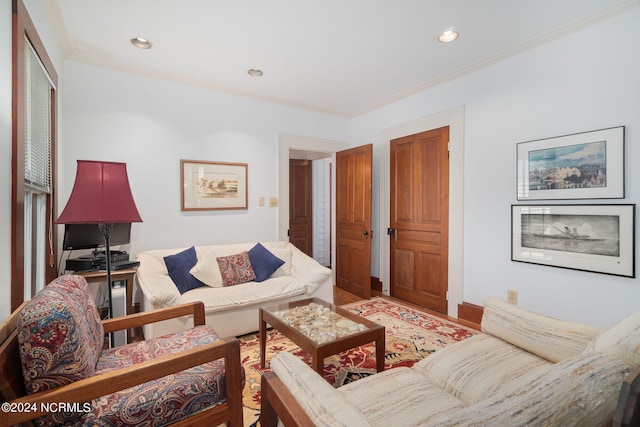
[12, 0, 58, 310]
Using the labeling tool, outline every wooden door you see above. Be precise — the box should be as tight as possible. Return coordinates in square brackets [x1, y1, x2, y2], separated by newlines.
[336, 144, 372, 299]
[289, 159, 313, 256]
[390, 127, 449, 313]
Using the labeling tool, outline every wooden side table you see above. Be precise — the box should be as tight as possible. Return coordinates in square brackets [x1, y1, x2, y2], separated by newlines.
[75, 268, 137, 317]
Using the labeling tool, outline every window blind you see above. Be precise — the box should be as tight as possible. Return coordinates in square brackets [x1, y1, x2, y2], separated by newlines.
[24, 38, 53, 193]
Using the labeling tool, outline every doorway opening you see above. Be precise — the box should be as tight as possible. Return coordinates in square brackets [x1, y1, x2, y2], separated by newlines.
[278, 135, 346, 269]
[289, 156, 332, 266]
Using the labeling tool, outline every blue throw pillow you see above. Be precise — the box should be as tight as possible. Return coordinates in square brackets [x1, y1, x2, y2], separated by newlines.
[164, 246, 206, 294]
[248, 243, 285, 282]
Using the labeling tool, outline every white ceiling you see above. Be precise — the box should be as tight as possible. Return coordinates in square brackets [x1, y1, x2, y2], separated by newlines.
[49, 0, 633, 118]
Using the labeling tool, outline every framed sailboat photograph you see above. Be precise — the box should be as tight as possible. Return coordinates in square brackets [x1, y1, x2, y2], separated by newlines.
[511, 204, 635, 277]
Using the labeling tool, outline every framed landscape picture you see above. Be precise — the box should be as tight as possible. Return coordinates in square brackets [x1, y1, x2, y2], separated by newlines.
[511, 204, 635, 277]
[181, 160, 248, 211]
[516, 126, 625, 200]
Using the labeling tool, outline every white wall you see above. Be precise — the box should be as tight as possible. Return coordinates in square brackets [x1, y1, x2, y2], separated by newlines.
[351, 7, 640, 328]
[61, 62, 350, 256]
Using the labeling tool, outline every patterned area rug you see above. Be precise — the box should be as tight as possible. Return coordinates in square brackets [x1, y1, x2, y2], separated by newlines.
[238, 297, 477, 426]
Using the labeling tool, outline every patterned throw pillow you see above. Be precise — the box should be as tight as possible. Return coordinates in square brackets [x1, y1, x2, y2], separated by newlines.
[248, 243, 285, 282]
[216, 251, 256, 286]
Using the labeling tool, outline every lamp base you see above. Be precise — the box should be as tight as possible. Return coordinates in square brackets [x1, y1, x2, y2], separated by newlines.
[98, 223, 115, 348]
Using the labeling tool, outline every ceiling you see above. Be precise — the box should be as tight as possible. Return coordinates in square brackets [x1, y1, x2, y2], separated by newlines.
[49, 0, 633, 118]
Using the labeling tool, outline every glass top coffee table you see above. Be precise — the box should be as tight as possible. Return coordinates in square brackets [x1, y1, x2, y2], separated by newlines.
[259, 297, 385, 375]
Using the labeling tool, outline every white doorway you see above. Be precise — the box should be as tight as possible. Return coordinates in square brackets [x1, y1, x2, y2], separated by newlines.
[278, 134, 346, 269]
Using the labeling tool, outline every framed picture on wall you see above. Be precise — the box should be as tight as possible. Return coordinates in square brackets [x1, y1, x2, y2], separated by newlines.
[181, 160, 248, 211]
[516, 126, 625, 200]
[511, 204, 635, 277]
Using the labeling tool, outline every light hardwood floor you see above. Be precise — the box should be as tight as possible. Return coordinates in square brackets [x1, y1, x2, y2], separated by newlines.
[334, 287, 480, 331]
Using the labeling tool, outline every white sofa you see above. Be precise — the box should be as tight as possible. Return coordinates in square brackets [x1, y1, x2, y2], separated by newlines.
[261, 297, 640, 426]
[135, 241, 333, 339]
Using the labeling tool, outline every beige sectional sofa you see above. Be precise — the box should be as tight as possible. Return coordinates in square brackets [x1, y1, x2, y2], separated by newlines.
[262, 297, 640, 426]
[135, 241, 333, 339]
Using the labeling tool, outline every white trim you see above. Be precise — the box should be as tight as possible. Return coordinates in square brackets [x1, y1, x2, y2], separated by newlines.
[380, 106, 465, 317]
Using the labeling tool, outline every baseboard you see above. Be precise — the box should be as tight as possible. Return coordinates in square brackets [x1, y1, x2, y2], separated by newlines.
[458, 302, 484, 329]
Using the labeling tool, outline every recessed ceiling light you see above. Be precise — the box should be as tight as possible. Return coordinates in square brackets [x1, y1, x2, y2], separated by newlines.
[131, 37, 153, 49]
[438, 30, 459, 43]
[247, 68, 264, 77]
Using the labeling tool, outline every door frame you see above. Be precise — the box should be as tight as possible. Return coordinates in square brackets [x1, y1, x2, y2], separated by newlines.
[380, 106, 465, 317]
[278, 134, 346, 276]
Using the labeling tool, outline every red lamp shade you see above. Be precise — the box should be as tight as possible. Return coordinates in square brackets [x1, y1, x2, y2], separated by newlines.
[56, 160, 142, 224]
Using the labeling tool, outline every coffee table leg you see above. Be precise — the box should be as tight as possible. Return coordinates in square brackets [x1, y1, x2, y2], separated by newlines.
[376, 327, 386, 372]
[313, 349, 324, 375]
[260, 310, 267, 369]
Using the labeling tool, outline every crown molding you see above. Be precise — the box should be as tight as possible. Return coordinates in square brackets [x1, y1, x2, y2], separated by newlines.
[46, 0, 639, 119]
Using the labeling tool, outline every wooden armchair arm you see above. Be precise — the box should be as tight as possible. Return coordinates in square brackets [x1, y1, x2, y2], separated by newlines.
[101, 301, 206, 333]
[3, 336, 242, 426]
[260, 371, 315, 427]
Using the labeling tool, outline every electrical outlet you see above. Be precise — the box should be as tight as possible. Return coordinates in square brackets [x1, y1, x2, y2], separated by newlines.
[507, 289, 518, 305]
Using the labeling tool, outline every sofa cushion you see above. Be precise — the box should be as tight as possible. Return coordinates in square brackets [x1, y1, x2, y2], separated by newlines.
[429, 352, 629, 427]
[96, 324, 220, 370]
[413, 334, 550, 405]
[181, 275, 308, 313]
[339, 365, 466, 426]
[190, 247, 223, 287]
[481, 297, 603, 363]
[217, 251, 256, 286]
[164, 246, 206, 294]
[18, 275, 104, 393]
[584, 312, 640, 369]
[248, 243, 285, 282]
[271, 352, 372, 426]
[18, 275, 105, 426]
[87, 325, 237, 426]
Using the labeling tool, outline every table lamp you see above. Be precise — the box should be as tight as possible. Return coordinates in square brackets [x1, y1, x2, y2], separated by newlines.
[56, 160, 142, 346]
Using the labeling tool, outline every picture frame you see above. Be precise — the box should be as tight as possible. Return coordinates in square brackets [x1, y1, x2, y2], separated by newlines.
[516, 126, 625, 200]
[181, 160, 248, 211]
[511, 204, 635, 278]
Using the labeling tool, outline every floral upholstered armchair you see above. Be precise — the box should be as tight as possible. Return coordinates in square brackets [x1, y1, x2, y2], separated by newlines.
[0, 275, 243, 426]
